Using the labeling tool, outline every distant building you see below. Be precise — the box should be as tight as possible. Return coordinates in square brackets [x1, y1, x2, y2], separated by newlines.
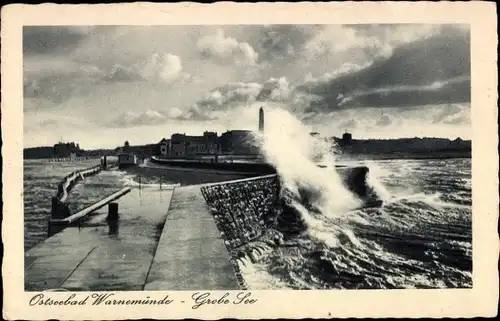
[115, 142, 157, 159]
[166, 131, 219, 158]
[342, 132, 353, 146]
[118, 153, 139, 169]
[155, 138, 168, 156]
[187, 131, 219, 155]
[159, 107, 264, 158]
[219, 130, 259, 155]
[160, 139, 171, 157]
[259, 107, 265, 132]
[169, 133, 187, 157]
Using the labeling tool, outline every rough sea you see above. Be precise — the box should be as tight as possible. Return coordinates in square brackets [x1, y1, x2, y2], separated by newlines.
[23, 157, 471, 290]
[23, 159, 130, 251]
[239, 157, 472, 289]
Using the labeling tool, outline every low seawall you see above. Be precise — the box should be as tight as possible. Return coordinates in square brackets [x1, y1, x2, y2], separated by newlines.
[198, 166, 380, 289]
[50, 161, 117, 221]
[150, 157, 276, 174]
[131, 161, 269, 186]
[147, 157, 371, 197]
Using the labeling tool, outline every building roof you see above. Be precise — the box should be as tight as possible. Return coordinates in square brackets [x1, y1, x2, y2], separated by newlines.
[222, 130, 254, 134]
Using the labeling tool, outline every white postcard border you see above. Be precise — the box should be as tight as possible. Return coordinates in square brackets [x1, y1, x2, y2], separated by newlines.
[2, 2, 498, 319]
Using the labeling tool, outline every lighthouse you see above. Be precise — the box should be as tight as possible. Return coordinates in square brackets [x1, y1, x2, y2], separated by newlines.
[259, 107, 264, 132]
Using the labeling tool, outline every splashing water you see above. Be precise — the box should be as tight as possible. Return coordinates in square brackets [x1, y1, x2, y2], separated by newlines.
[249, 108, 364, 249]
[253, 108, 361, 216]
[242, 109, 472, 289]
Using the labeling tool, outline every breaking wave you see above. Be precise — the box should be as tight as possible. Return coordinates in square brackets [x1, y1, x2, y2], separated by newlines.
[244, 108, 472, 289]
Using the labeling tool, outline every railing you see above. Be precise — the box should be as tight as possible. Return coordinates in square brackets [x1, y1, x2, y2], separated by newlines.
[50, 161, 116, 221]
[49, 156, 94, 162]
[48, 187, 131, 237]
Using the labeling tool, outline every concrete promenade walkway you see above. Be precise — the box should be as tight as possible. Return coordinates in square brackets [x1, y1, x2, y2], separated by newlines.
[25, 184, 239, 291]
[144, 185, 239, 290]
[25, 187, 173, 291]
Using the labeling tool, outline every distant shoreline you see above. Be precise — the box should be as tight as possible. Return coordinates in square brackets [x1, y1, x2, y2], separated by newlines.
[337, 151, 471, 161]
[23, 154, 471, 162]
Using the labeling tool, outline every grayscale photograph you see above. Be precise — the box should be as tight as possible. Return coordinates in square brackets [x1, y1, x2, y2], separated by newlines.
[23, 24, 472, 291]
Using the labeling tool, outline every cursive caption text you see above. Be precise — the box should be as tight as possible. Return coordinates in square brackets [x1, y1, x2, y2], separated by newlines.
[28, 291, 258, 309]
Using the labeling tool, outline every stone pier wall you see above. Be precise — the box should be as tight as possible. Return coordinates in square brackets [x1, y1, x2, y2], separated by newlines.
[201, 175, 280, 248]
[200, 175, 281, 289]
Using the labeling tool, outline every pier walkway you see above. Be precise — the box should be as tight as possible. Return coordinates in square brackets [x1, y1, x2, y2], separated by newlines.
[144, 185, 239, 290]
[25, 184, 239, 291]
[25, 187, 174, 291]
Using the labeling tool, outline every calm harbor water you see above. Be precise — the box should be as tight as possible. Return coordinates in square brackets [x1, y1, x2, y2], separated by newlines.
[23, 157, 472, 289]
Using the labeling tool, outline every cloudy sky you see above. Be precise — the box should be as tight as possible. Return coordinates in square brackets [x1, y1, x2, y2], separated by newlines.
[23, 24, 470, 149]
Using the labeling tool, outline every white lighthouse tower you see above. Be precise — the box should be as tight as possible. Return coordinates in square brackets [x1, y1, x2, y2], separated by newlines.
[258, 107, 264, 132]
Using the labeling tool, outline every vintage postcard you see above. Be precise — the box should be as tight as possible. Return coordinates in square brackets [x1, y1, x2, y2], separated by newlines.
[2, 2, 498, 320]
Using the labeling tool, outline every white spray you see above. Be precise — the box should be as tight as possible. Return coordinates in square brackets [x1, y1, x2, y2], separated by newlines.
[253, 107, 362, 222]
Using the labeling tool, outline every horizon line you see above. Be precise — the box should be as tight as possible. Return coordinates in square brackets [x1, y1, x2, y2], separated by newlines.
[24, 135, 472, 150]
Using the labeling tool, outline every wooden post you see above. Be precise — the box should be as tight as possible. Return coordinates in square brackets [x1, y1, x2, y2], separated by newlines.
[107, 202, 119, 221]
[51, 197, 71, 220]
[48, 221, 65, 238]
[51, 197, 58, 217]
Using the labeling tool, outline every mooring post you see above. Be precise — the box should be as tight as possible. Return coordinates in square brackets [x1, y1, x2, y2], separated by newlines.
[51, 197, 71, 220]
[48, 220, 65, 238]
[107, 202, 119, 221]
[51, 196, 58, 217]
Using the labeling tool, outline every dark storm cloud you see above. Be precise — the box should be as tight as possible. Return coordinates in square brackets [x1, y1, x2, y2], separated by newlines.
[344, 78, 470, 109]
[24, 62, 143, 107]
[23, 26, 91, 55]
[23, 26, 142, 107]
[298, 26, 470, 111]
[23, 65, 104, 105]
